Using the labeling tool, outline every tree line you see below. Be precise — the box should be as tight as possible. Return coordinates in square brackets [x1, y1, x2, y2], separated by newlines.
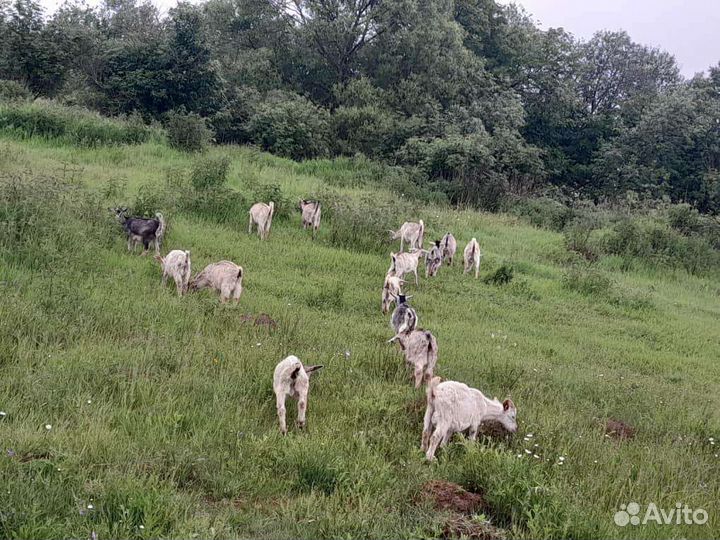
[0, 0, 719, 213]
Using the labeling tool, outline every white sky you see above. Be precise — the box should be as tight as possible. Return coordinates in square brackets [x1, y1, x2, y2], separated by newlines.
[502, 0, 720, 77]
[38, 0, 720, 78]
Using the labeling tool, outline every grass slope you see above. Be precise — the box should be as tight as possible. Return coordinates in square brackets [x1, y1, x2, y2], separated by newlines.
[0, 136, 719, 539]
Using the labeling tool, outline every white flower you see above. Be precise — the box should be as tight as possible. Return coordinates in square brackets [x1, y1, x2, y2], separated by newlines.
[593, 460, 598, 463]
[516, 454, 523, 458]
[524, 449, 531, 454]
[87, 400, 92, 404]
[533, 454, 540, 459]
[139, 525, 145, 530]
[709, 437, 715, 442]
[558, 456, 565, 461]
[526, 433, 533, 438]
[256, 342, 261, 347]
[87, 504, 94, 510]
[0, 411, 6, 418]
[45, 424, 52, 431]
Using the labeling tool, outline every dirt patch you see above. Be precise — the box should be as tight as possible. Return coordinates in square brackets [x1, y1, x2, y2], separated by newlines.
[254, 313, 278, 329]
[478, 420, 514, 440]
[19, 450, 52, 462]
[443, 516, 507, 540]
[420, 480, 486, 515]
[605, 419, 636, 440]
[239, 313, 278, 330]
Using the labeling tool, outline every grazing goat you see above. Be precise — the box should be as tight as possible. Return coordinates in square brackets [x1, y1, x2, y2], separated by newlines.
[389, 220, 424, 252]
[114, 207, 165, 255]
[389, 249, 425, 286]
[463, 238, 482, 279]
[425, 240, 443, 278]
[441, 232, 457, 266]
[389, 329, 438, 388]
[390, 294, 418, 335]
[249, 202, 275, 240]
[299, 199, 321, 239]
[189, 260, 243, 303]
[421, 377, 517, 461]
[154, 250, 191, 296]
[273, 355, 323, 435]
[382, 274, 405, 314]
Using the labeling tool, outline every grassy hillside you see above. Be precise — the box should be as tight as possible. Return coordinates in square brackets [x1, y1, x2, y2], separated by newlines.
[0, 135, 719, 539]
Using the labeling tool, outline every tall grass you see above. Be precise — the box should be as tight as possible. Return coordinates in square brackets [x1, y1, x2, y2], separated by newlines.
[0, 100, 158, 147]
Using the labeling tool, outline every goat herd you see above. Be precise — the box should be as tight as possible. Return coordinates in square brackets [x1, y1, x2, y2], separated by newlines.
[114, 197, 518, 461]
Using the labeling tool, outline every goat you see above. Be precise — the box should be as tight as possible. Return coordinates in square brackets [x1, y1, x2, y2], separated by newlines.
[463, 238, 482, 279]
[299, 199, 321, 240]
[249, 202, 275, 240]
[441, 232, 457, 266]
[388, 329, 437, 388]
[390, 294, 418, 335]
[425, 240, 443, 278]
[382, 274, 405, 314]
[388, 249, 426, 286]
[189, 260, 243, 303]
[421, 377, 517, 461]
[389, 220, 424, 252]
[154, 250, 191, 296]
[114, 207, 165, 255]
[273, 355, 323, 435]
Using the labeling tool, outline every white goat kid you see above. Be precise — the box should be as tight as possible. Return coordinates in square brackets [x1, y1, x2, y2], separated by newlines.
[382, 274, 405, 314]
[389, 330, 438, 388]
[299, 199, 321, 239]
[441, 232, 457, 266]
[154, 249, 191, 296]
[421, 377, 517, 461]
[389, 220, 425, 252]
[273, 355, 323, 435]
[389, 249, 425, 286]
[189, 260, 244, 303]
[463, 238, 482, 279]
[249, 201, 275, 240]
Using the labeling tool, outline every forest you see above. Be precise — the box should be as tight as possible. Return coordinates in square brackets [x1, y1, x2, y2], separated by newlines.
[0, 0, 719, 213]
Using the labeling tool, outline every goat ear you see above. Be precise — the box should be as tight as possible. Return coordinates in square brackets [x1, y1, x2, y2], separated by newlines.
[503, 399, 515, 412]
[304, 365, 323, 375]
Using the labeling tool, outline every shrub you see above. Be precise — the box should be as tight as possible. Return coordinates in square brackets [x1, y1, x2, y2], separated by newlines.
[328, 193, 415, 253]
[561, 266, 613, 297]
[508, 197, 575, 232]
[483, 264, 514, 285]
[247, 91, 330, 160]
[190, 155, 230, 191]
[165, 110, 213, 152]
[0, 79, 32, 102]
[0, 100, 154, 146]
[564, 216, 599, 261]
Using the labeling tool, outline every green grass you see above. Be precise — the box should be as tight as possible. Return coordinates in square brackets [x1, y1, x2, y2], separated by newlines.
[1, 135, 719, 539]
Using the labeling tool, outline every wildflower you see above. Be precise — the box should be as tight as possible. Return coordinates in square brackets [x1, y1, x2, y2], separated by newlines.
[0, 411, 6, 418]
[709, 437, 715, 442]
[526, 433, 533, 438]
[256, 342, 261, 347]
[533, 454, 540, 459]
[524, 449, 531, 454]
[45, 424, 52, 431]
[558, 456, 565, 461]
[516, 454, 523, 458]
[344, 350, 351, 359]
[139, 525, 145, 530]
[86, 399, 92, 404]
[87, 504, 94, 510]
[491, 333, 495, 338]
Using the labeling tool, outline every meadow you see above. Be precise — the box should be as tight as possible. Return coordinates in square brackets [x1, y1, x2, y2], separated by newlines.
[0, 134, 719, 539]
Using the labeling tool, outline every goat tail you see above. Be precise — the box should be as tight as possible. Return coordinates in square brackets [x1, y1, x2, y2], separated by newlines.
[470, 238, 477, 259]
[268, 201, 275, 219]
[444, 233, 450, 248]
[418, 220, 425, 249]
[237, 266, 243, 280]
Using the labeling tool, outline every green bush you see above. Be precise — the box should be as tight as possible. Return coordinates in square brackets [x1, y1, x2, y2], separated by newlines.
[247, 91, 330, 160]
[0, 100, 154, 146]
[190, 155, 230, 191]
[564, 216, 599, 261]
[0, 79, 32, 102]
[165, 110, 213, 152]
[561, 265, 613, 297]
[508, 197, 575, 232]
[483, 264, 515, 285]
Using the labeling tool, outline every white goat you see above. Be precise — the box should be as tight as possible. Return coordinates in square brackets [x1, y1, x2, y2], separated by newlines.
[382, 274, 405, 314]
[389, 220, 424, 252]
[389, 249, 425, 286]
[441, 232, 457, 266]
[249, 202, 275, 240]
[421, 377, 517, 461]
[154, 249, 191, 296]
[273, 355, 323, 435]
[389, 294, 417, 335]
[425, 240, 443, 277]
[389, 329, 438, 388]
[299, 199, 321, 240]
[189, 260, 243, 303]
[463, 238, 482, 279]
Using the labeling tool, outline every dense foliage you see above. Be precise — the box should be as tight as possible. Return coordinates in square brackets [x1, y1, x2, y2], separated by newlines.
[0, 0, 718, 212]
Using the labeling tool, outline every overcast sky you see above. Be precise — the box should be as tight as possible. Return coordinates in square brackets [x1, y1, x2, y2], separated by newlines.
[502, 0, 720, 77]
[38, 0, 719, 78]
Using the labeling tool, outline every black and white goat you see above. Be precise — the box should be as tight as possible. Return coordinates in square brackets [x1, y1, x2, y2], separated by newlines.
[114, 207, 165, 255]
